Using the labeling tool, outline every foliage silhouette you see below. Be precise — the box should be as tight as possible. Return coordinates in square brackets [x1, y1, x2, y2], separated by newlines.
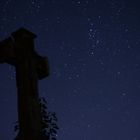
[39, 97, 59, 140]
[14, 97, 59, 140]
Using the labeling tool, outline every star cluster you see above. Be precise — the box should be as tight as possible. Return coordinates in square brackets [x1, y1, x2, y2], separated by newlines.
[0, 0, 140, 140]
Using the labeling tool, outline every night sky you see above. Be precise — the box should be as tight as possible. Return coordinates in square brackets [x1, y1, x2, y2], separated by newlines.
[0, 0, 140, 140]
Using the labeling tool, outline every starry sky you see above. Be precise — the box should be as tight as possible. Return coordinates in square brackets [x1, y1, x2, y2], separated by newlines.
[0, 0, 140, 140]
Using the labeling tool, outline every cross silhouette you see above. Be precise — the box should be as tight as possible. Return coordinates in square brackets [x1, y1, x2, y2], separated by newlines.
[0, 28, 49, 140]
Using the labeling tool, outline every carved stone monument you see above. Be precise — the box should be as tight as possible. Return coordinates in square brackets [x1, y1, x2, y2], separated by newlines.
[0, 28, 49, 140]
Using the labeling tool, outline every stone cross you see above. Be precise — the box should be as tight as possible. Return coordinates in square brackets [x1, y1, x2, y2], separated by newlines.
[0, 28, 49, 140]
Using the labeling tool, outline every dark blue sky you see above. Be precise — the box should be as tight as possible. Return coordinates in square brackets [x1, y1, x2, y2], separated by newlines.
[0, 0, 140, 140]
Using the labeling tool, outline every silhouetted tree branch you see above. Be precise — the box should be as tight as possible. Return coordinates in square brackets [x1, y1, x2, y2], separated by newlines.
[39, 97, 59, 140]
